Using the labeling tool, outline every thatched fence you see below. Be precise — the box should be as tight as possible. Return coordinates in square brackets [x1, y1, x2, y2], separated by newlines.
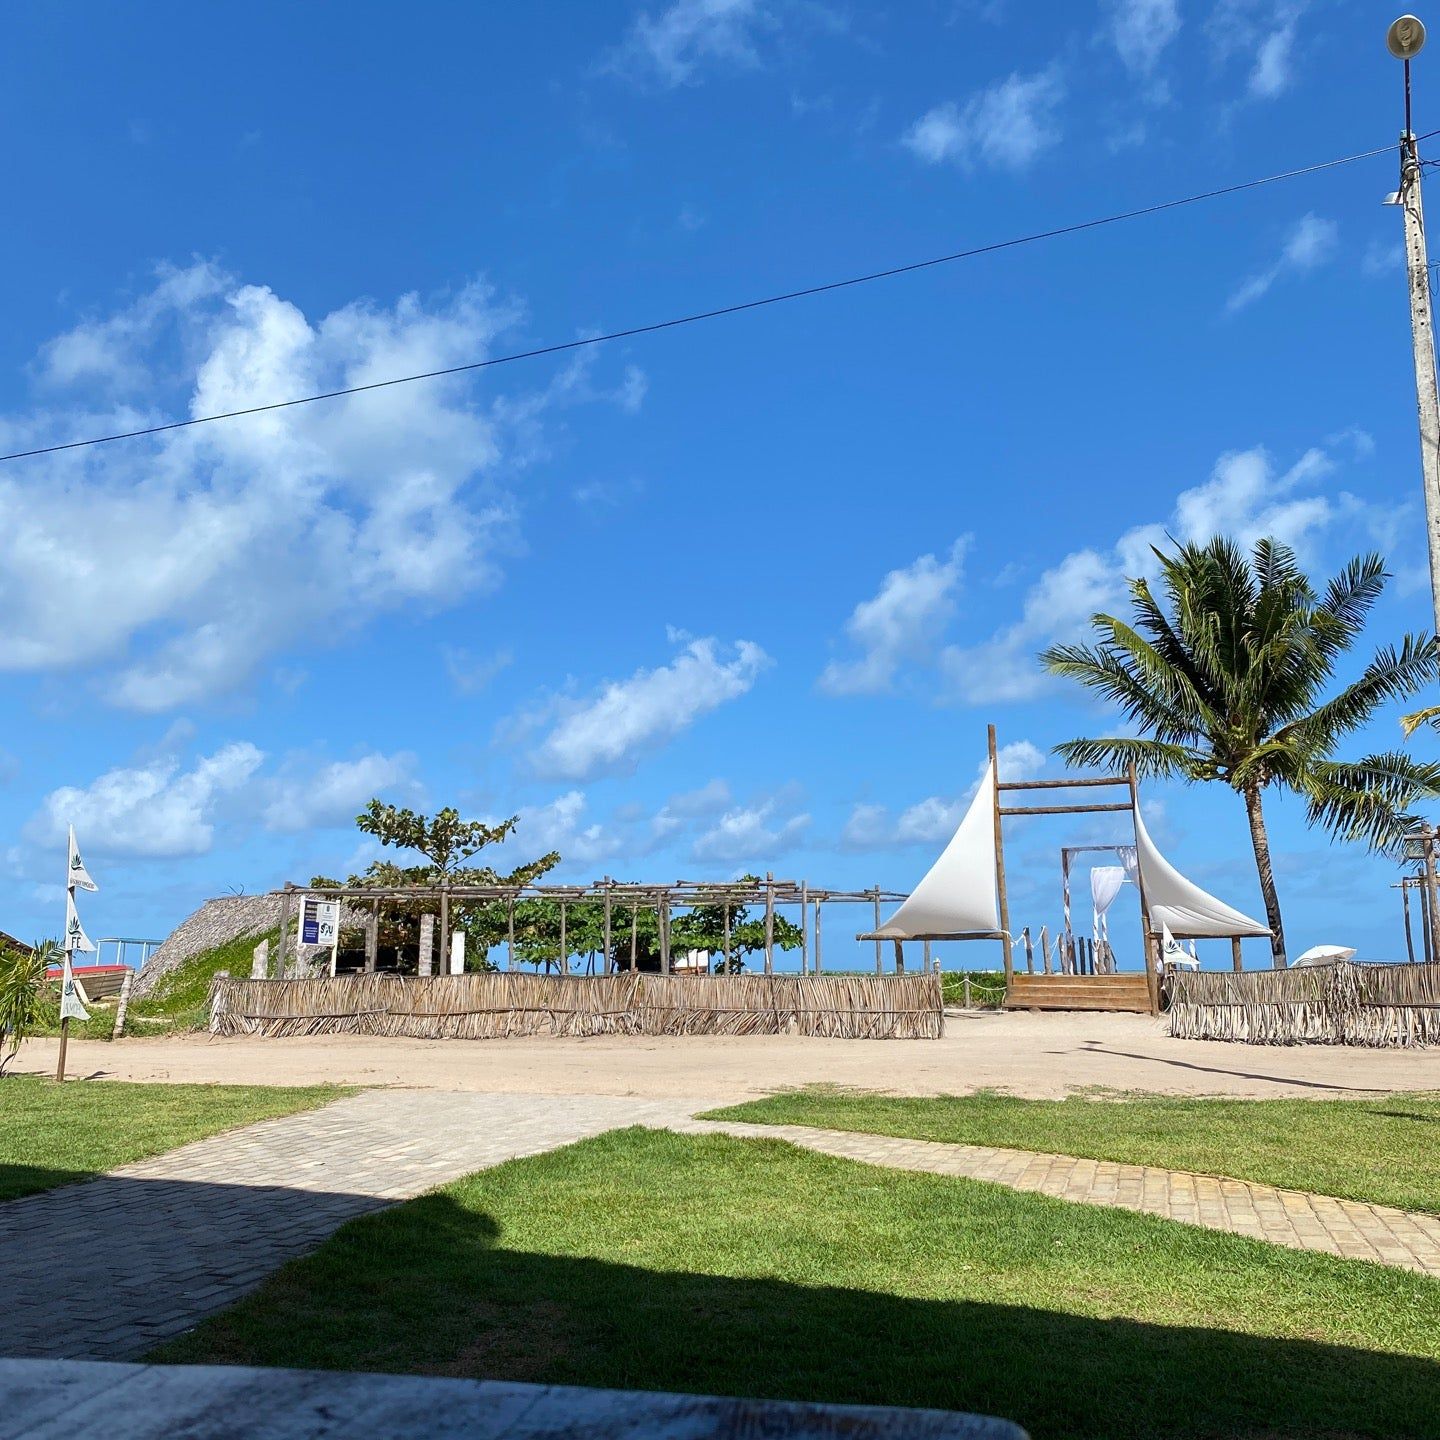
[1169, 961, 1440, 1047]
[208, 972, 943, 1041]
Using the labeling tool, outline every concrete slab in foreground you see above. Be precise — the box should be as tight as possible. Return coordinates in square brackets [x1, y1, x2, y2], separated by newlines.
[0, 1359, 1027, 1440]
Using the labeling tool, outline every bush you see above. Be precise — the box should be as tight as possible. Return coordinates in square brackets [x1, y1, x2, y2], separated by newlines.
[0, 941, 57, 1074]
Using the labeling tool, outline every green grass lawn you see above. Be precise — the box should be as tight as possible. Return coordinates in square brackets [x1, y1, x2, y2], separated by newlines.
[153, 1127, 1440, 1439]
[0, 1075, 345, 1201]
[705, 1089, 1440, 1215]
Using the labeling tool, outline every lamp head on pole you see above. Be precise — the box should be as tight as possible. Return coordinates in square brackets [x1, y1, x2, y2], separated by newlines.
[1389, 14, 1427, 59]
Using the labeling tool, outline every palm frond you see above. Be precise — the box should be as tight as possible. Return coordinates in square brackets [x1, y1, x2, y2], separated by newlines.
[1052, 737, 1205, 780]
[1302, 751, 1440, 853]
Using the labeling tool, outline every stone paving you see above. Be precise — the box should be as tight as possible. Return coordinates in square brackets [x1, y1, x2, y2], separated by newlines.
[687, 1117, 1440, 1276]
[6, 1092, 1440, 1366]
[3, 1091, 699, 1361]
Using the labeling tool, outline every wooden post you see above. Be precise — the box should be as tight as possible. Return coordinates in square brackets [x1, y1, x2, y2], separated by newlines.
[813, 899, 823, 974]
[872, 888, 882, 974]
[659, 897, 671, 974]
[418, 913, 435, 976]
[722, 901, 731, 973]
[1040, 924, 1052, 975]
[602, 878, 613, 975]
[1142, 932, 1160, 1015]
[1231, 936, 1244, 973]
[55, 1017, 70, 1082]
[250, 939, 269, 980]
[893, 939, 905, 973]
[365, 900, 378, 973]
[988, 724, 1014, 988]
[275, 886, 294, 979]
[1060, 849, 1074, 973]
[1022, 927, 1034, 974]
[439, 886, 451, 982]
[763, 873, 774, 976]
[559, 900, 568, 977]
[1403, 881, 1417, 965]
[799, 882, 808, 977]
[507, 898, 517, 972]
[1423, 878, 1435, 968]
[1125, 763, 1160, 1015]
[1425, 829, 1440, 965]
[630, 904, 638, 972]
[922, 939, 932, 972]
[113, 968, 134, 1039]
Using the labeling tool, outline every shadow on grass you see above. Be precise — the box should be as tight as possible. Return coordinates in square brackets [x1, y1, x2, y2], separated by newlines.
[154, 1188, 1440, 1440]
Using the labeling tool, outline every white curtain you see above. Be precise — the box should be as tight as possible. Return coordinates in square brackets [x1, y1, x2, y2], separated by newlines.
[1090, 866, 1129, 951]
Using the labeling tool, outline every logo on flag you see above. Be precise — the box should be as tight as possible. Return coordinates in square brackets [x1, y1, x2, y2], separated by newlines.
[65, 891, 95, 954]
[67, 825, 98, 893]
[59, 952, 91, 1022]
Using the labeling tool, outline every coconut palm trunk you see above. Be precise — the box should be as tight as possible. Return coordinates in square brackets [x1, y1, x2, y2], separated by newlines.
[1242, 784, 1287, 967]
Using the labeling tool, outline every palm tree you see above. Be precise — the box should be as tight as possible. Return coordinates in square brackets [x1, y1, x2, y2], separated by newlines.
[1041, 537, 1440, 967]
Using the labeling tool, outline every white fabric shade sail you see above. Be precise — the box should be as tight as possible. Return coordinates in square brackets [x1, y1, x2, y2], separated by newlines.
[1089, 865, 1129, 949]
[873, 764, 1000, 939]
[1133, 803, 1269, 938]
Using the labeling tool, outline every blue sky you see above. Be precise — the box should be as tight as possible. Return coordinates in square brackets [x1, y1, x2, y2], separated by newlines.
[1, 0, 1435, 968]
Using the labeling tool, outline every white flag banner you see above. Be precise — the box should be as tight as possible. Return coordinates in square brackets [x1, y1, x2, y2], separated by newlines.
[67, 825, 98, 893]
[65, 891, 95, 954]
[59, 951, 91, 1022]
[1160, 923, 1186, 970]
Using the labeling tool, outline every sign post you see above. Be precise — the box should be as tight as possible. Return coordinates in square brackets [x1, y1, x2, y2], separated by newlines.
[57, 828, 98, 1082]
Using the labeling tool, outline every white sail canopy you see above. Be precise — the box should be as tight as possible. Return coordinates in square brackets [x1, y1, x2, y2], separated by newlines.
[874, 763, 1000, 939]
[1134, 801, 1268, 938]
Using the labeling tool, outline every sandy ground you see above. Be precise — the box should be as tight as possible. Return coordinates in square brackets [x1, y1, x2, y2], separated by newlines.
[14, 1010, 1440, 1100]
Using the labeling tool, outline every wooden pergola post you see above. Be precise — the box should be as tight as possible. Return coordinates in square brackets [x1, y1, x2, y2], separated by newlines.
[659, 895, 671, 974]
[1231, 936, 1244, 973]
[439, 885, 450, 981]
[1403, 880, 1417, 965]
[602, 878, 613, 975]
[1425, 829, 1440, 965]
[988, 725, 1015, 988]
[814, 899, 823, 974]
[893, 939, 904, 973]
[799, 881, 808, 976]
[722, 900, 731, 973]
[630, 903, 639, 972]
[274, 885, 294, 980]
[507, 896, 516, 972]
[764, 873, 774, 975]
[1126, 763, 1160, 1016]
[559, 900, 568, 977]
[872, 888, 882, 975]
[364, 899, 379, 973]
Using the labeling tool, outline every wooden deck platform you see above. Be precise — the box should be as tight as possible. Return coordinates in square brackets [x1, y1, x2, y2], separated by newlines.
[1005, 973, 1153, 1014]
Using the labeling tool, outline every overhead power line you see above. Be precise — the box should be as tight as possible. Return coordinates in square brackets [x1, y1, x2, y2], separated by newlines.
[2, 134, 1426, 466]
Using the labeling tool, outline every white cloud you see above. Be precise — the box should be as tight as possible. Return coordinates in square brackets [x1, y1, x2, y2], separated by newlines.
[528, 634, 771, 780]
[443, 646, 513, 696]
[1104, 0, 1181, 78]
[692, 796, 810, 863]
[841, 740, 1044, 849]
[940, 443, 1361, 705]
[1208, 1, 1306, 103]
[604, 0, 772, 87]
[263, 751, 416, 832]
[0, 264, 633, 711]
[1363, 238, 1403, 279]
[27, 742, 264, 858]
[512, 791, 629, 867]
[819, 540, 966, 696]
[1225, 213, 1337, 313]
[903, 67, 1064, 172]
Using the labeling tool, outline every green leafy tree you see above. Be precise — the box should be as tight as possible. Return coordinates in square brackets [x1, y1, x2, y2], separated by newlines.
[1042, 537, 1440, 967]
[0, 941, 56, 1076]
[315, 802, 561, 971]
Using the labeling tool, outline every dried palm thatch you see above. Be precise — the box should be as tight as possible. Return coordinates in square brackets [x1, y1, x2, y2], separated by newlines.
[208, 971, 942, 1040]
[1168, 961, 1440, 1047]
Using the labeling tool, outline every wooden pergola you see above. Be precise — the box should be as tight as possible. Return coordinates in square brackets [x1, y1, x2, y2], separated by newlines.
[266, 876, 909, 981]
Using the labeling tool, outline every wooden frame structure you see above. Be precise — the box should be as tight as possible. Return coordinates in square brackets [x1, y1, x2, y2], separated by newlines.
[1396, 824, 1440, 963]
[266, 877, 909, 981]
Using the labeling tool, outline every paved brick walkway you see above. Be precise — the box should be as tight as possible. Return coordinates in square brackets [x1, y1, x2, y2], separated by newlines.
[687, 1118, 1440, 1276]
[7, 1093, 1440, 1366]
[3, 1092, 698, 1361]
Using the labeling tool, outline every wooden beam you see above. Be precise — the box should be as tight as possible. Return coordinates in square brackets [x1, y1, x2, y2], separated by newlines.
[996, 776, 1129, 791]
[998, 802, 1134, 816]
[989, 725, 1014, 988]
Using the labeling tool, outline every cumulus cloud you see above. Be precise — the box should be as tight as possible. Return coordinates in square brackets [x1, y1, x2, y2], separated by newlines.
[692, 795, 810, 863]
[818, 540, 966, 696]
[0, 263, 632, 711]
[603, 0, 773, 87]
[841, 740, 1043, 850]
[1208, 1, 1306, 102]
[27, 742, 264, 858]
[903, 67, 1064, 172]
[527, 633, 771, 780]
[939, 443, 1359, 705]
[263, 751, 417, 832]
[512, 791, 629, 867]
[1104, 0, 1181, 79]
[1225, 213, 1337, 313]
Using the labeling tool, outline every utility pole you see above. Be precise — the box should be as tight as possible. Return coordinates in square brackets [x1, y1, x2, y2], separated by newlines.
[1389, 16, 1440, 635]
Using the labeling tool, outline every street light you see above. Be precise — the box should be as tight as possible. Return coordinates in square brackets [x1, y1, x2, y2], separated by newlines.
[1389, 14, 1427, 60]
